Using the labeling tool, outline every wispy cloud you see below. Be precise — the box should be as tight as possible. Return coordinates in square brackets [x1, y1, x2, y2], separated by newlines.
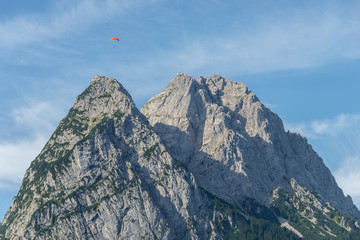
[286, 114, 360, 138]
[0, 136, 47, 188]
[165, 7, 360, 75]
[311, 114, 360, 135]
[285, 113, 360, 208]
[100, 2, 360, 100]
[334, 156, 360, 207]
[1, 1, 359, 104]
[0, 102, 62, 189]
[12, 101, 62, 135]
[0, 0, 158, 48]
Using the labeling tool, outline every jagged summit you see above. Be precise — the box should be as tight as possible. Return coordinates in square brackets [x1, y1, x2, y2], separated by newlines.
[75, 75, 135, 115]
[1, 74, 360, 239]
[158, 73, 254, 114]
[167, 72, 193, 85]
[3, 75, 242, 239]
[87, 75, 132, 99]
[141, 74, 360, 220]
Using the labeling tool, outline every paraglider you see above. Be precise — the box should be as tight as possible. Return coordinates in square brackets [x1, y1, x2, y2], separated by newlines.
[110, 37, 119, 47]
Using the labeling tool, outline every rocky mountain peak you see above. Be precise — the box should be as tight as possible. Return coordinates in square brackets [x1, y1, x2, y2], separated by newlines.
[141, 74, 360, 221]
[161, 73, 255, 115]
[84, 75, 131, 100]
[32, 76, 139, 165]
[2, 74, 360, 239]
[75, 75, 135, 116]
[167, 72, 194, 87]
[4, 75, 242, 240]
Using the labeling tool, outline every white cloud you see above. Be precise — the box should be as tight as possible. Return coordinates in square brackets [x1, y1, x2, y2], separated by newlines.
[0, 0, 158, 48]
[286, 114, 360, 138]
[285, 114, 360, 164]
[285, 113, 360, 209]
[116, 2, 360, 78]
[100, 3, 360, 100]
[311, 114, 360, 135]
[1, 1, 359, 101]
[334, 156, 360, 207]
[0, 135, 47, 188]
[0, 102, 62, 189]
[176, 11, 359, 74]
[12, 101, 62, 135]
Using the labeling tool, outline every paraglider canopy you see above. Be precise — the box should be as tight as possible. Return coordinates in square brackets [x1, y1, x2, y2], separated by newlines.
[110, 37, 119, 41]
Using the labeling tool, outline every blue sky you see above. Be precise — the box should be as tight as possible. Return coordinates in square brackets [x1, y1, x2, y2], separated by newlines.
[1, 0, 360, 221]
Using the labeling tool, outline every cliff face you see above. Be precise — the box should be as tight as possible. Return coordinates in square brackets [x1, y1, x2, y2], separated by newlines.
[141, 73, 359, 220]
[0, 76, 207, 239]
[1, 74, 359, 239]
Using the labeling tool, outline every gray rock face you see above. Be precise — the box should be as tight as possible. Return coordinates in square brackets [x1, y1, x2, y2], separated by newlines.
[0, 76, 208, 239]
[1, 74, 359, 239]
[141, 73, 360, 220]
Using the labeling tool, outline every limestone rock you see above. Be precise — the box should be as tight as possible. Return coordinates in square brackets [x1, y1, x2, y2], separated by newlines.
[1, 74, 359, 239]
[1, 76, 204, 239]
[141, 73, 360, 220]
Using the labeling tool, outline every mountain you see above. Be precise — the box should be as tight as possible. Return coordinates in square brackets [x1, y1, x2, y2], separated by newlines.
[1, 74, 359, 239]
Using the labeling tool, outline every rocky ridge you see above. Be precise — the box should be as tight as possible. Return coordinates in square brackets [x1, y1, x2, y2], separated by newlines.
[141, 73, 359, 220]
[1, 76, 205, 239]
[0, 74, 359, 239]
